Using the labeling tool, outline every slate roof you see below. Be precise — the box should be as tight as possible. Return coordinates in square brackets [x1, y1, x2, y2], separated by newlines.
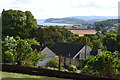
[50, 42, 84, 58]
[31, 45, 46, 52]
[90, 50, 98, 56]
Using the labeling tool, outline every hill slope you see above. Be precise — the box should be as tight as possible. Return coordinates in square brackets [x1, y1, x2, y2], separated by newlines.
[45, 18, 98, 24]
[45, 16, 117, 25]
[68, 16, 117, 20]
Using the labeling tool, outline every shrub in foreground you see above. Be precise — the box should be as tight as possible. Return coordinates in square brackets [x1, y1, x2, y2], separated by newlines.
[45, 59, 59, 68]
[68, 65, 77, 72]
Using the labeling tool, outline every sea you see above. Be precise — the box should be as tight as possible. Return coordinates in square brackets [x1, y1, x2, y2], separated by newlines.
[37, 19, 73, 26]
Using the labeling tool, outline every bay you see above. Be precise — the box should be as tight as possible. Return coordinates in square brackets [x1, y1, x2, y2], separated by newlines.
[37, 19, 73, 26]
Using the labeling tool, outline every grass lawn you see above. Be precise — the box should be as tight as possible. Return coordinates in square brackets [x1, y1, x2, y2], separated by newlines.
[1, 71, 73, 80]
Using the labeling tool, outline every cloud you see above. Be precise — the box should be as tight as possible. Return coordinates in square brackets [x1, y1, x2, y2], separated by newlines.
[0, 0, 119, 19]
[70, 0, 118, 9]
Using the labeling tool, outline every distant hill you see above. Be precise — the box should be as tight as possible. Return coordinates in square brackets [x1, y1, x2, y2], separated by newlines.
[66, 16, 117, 20]
[45, 18, 98, 24]
[94, 19, 118, 27]
[45, 16, 118, 25]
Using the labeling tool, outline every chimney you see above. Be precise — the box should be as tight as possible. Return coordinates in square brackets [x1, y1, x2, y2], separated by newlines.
[98, 46, 102, 55]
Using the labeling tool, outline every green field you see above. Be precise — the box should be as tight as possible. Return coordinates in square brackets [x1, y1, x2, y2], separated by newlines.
[1, 71, 73, 80]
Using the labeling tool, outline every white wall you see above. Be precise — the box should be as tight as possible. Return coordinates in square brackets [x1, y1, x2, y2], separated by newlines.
[79, 45, 92, 60]
[37, 57, 53, 67]
[36, 47, 56, 67]
[73, 45, 92, 60]
[61, 57, 80, 67]
[41, 47, 56, 58]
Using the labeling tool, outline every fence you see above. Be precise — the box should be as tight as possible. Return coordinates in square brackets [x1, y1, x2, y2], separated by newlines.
[1, 64, 119, 80]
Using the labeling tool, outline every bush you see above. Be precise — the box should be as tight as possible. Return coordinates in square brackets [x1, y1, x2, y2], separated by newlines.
[81, 65, 100, 76]
[80, 65, 90, 73]
[38, 66, 43, 68]
[45, 59, 59, 68]
[68, 65, 77, 72]
[21, 60, 34, 66]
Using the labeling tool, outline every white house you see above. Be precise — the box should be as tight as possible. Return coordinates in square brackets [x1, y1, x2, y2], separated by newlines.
[36, 42, 93, 67]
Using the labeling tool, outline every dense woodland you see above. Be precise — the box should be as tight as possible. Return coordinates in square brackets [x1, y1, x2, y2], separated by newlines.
[95, 19, 118, 27]
[1, 9, 120, 78]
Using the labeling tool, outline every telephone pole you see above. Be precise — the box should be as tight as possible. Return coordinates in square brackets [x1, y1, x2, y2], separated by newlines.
[58, 55, 61, 71]
[85, 39, 87, 59]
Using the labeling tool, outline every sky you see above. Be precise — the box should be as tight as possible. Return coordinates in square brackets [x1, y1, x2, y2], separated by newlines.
[0, 0, 119, 19]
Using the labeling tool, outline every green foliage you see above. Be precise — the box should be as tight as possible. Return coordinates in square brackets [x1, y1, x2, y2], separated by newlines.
[2, 9, 94, 48]
[95, 19, 118, 27]
[32, 26, 64, 47]
[43, 26, 63, 46]
[81, 65, 99, 75]
[15, 39, 32, 63]
[68, 65, 77, 72]
[57, 27, 75, 41]
[82, 51, 120, 77]
[84, 34, 98, 41]
[95, 24, 108, 34]
[84, 34, 106, 51]
[2, 36, 17, 62]
[30, 50, 45, 64]
[67, 36, 93, 48]
[2, 36, 33, 64]
[21, 60, 34, 66]
[92, 39, 105, 51]
[2, 36, 45, 66]
[94, 19, 118, 34]
[2, 9, 38, 38]
[45, 59, 59, 68]
[118, 27, 120, 34]
[116, 34, 120, 51]
[84, 34, 104, 41]
[103, 33, 118, 52]
[85, 33, 120, 52]
[38, 66, 44, 68]
[32, 26, 75, 47]
[2, 9, 120, 59]
[25, 38, 40, 45]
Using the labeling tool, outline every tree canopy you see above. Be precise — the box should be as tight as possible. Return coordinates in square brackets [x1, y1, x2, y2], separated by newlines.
[82, 51, 120, 77]
[2, 9, 38, 38]
[2, 36, 45, 65]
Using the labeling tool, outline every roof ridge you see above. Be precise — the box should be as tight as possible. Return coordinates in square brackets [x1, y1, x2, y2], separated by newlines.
[50, 41, 85, 58]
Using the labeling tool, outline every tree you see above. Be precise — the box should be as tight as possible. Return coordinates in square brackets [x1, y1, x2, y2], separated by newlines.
[15, 39, 33, 65]
[94, 19, 118, 34]
[67, 36, 93, 48]
[82, 51, 120, 77]
[92, 39, 105, 51]
[118, 27, 120, 34]
[103, 33, 117, 52]
[34, 26, 64, 47]
[2, 9, 38, 38]
[30, 50, 45, 65]
[46, 59, 59, 68]
[84, 34, 98, 41]
[2, 36, 45, 65]
[2, 36, 17, 63]
[84, 34, 105, 51]
[95, 24, 108, 34]
[116, 34, 120, 52]
[25, 38, 40, 45]
[57, 27, 75, 41]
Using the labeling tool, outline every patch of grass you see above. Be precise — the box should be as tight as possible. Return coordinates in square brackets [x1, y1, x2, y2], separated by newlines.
[1, 71, 73, 80]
